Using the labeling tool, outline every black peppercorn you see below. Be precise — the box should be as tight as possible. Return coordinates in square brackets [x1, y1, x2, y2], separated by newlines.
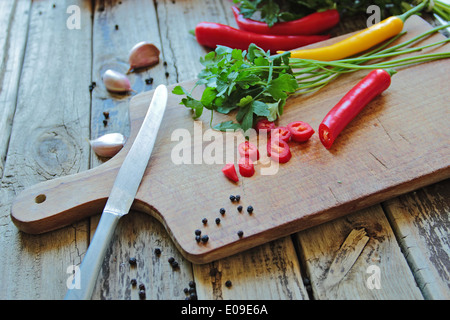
[103, 119, 108, 126]
[247, 205, 254, 213]
[154, 248, 161, 255]
[129, 257, 137, 265]
[237, 205, 243, 212]
[215, 218, 221, 225]
[139, 283, 145, 291]
[189, 280, 196, 288]
[201, 235, 209, 243]
[188, 287, 195, 294]
[165, 71, 169, 77]
[235, 195, 241, 202]
[168, 257, 175, 264]
[115, 24, 119, 30]
[171, 261, 179, 268]
[190, 293, 197, 300]
[138, 290, 146, 299]
[237, 230, 244, 238]
[195, 229, 201, 236]
[202, 218, 208, 225]
[220, 208, 226, 215]
[229, 195, 236, 202]
[102, 111, 109, 119]
[195, 235, 201, 243]
[130, 278, 137, 286]
[183, 287, 189, 294]
[225, 280, 232, 287]
[145, 77, 153, 85]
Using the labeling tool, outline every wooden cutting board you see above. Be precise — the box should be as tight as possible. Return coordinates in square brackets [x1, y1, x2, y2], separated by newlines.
[11, 16, 450, 263]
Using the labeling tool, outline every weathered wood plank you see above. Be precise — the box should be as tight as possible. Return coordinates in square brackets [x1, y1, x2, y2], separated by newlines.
[193, 237, 308, 300]
[295, 205, 424, 299]
[89, 0, 194, 299]
[155, 0, 236, 84]
[90, 0, 168, 166]
[383, 179, 450, 299]
[0, 0, 92, 299]
[0, 0, 30, 178]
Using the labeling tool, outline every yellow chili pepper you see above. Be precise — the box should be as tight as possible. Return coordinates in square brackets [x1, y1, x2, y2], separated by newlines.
[281, 1, 429, 61]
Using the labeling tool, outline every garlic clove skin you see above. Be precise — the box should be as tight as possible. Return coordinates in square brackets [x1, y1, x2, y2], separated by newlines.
[128, 42, 160, 72]
[89, 133, 126, 158]
[102, 69, 132, 93]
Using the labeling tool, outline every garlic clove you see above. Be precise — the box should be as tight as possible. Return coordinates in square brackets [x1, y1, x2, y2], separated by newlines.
[102, 69, 132, 93]
[128, 42, 160, 72]
[89, 133, 126, 158]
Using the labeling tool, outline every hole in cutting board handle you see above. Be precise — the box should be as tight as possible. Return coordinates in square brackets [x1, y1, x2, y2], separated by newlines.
[35, 194, 46, 204]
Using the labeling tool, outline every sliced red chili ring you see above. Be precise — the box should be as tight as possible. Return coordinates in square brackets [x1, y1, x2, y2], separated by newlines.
[222, 163, 239, 182]
[267, 139, 291, 163]
[238, 157, 255, 177]
[271, 126, 291, 142]
[238, 141, 260, 161]
[255, 119, 275, 134]
[287, 121, 315, 142]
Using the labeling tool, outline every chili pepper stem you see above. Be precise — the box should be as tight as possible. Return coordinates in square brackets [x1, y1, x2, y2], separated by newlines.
[385, 69, 397, 77]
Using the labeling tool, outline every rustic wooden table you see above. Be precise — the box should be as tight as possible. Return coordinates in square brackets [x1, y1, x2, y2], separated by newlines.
[0, 0, 448, 300]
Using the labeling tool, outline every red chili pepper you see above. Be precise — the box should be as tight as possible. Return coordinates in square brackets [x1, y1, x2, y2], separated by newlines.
[195, 22, 330, 52]
[238, 157, 255, 177]
[267, 139, 292, 163]
[232, 6, 340, 36]
[287, 121, 315, 142]
[271, 127, 291, 142]
[319, 69, 394, 149]
[222, 163, 239, 182]
[255, 119, 275, 134]
[238, 141, 260, 161]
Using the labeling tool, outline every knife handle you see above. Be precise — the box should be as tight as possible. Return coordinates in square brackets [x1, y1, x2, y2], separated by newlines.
[64, 211, 121, 300]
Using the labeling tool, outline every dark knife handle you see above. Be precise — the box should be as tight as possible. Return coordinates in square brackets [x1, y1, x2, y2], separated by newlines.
[64, 211, 121, 300]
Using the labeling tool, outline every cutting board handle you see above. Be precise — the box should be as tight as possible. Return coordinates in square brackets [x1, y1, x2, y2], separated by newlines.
[10, 91, 152, 234]
[10, 161, 118, 234]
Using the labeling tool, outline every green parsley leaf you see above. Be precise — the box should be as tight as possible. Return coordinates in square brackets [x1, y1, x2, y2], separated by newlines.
[252, 100, 270, 118]
[201, 87, 217, 109]
[266, 74, 298, 100]
[213, 120, 242, 131]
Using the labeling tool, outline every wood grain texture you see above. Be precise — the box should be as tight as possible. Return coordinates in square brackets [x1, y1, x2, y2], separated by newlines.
[0, 0, 30, 178]
[0, 0, 92, 299]
[193, 236, 309, 299]
[383, 179, 450, 299]
[296, 206, 423, 299]
[11, 16, 450, 265]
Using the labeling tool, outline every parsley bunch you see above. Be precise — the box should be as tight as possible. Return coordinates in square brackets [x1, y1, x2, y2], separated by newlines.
[172, 44, 298, 131]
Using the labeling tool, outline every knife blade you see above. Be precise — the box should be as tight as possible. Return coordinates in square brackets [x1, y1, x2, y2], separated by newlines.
[64, 84, 168, 300]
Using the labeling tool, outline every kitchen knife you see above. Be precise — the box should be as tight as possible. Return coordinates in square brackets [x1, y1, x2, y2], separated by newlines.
[64, 84, 168, 300]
